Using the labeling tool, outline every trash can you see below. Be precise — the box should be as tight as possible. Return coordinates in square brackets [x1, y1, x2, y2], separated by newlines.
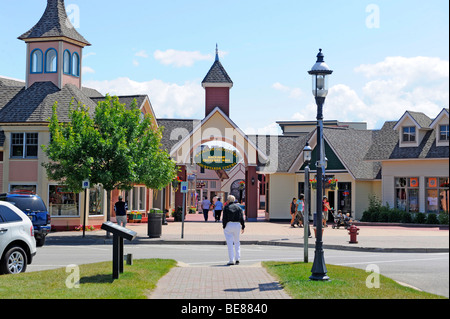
[148, 210, 163, 238]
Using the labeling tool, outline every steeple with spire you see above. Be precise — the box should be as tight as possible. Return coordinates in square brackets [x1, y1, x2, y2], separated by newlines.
[202, 44, 233, 117]
[19, 0, 90, 89]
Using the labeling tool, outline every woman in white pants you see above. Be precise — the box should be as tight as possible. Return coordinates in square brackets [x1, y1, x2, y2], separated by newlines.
[222, 195, 245, 265]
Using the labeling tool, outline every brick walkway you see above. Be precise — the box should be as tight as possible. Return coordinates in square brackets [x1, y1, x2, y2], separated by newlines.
[148, 263, 291, 299]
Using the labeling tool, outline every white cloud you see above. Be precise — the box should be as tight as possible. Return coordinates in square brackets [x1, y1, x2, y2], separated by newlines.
[154, 49, 227, 67]
[135, 50, 149, 58]
[82, 66, 95, 74]
[83, 77, 204, 118]
[291, 56, 449, 129]
[244, 122, 281, 135]
[272, 82, 303, 100]
[355, 56, 449, 125]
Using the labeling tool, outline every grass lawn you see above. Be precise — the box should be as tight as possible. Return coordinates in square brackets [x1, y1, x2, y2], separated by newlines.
[262, 261, 446, 299]
[0, 259, 176, 299]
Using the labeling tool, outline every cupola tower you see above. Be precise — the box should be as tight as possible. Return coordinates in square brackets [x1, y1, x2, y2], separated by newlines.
[18, 0, 91, 89]
[202, 45, 233, 117]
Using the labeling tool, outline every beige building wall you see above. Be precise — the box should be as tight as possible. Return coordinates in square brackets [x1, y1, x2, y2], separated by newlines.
[268, 171, 381, 221]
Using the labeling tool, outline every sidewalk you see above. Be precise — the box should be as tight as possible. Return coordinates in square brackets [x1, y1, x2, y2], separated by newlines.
[46, 213, 449, 299]
[47, 212, 449, 253]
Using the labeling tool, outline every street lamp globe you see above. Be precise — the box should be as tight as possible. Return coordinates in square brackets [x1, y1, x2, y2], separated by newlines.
[303, 143, 312, 163]
[308, 49, 333, 98]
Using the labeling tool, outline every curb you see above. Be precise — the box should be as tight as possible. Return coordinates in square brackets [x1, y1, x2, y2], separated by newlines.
[45, 236, 449, 253]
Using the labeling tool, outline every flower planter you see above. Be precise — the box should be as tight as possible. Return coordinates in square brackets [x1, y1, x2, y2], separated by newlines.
[128, 213, 142, 223]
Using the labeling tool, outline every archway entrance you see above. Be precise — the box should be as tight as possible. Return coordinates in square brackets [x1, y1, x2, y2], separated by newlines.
[170, 108, 265, 221]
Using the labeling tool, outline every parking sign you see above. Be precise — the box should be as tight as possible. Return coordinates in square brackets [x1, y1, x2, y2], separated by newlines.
[180, 182, 188, 193]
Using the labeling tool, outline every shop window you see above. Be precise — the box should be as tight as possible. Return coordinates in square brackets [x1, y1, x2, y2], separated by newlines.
[395, 177, 419, 212]
[89, 185, 103, 215]
[30, 49, 43, 73]
[45, 48, 57, 73]
[402, 126, 416, 142]
[10, 133, 38, 158]
[426, 177, 449, 213]
[338, 182, 352, 215]
[49, 185, 79, 216]
[126, 186, 146, 211]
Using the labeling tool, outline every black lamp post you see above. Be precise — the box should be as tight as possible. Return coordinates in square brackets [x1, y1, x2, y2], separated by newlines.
[308, 49, 333, 281]
[303, 143, 312, 263]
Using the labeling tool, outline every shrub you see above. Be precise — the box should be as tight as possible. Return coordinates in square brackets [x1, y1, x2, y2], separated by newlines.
[388, 209, 403, 223]
[400, 211, 413, 223]
[414, 213, 427, 224]
[361, 210, 372, 222]
[426, 213, 439, 224]
[438, 212, 449, 225]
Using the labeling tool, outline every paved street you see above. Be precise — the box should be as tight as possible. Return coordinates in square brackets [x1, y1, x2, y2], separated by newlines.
[31, 244, 449, 298]
[31, 214, 449, 299]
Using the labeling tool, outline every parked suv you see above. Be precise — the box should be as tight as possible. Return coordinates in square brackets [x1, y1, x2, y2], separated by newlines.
[0, 192, 51, 247]
[0, 201, 37, 274]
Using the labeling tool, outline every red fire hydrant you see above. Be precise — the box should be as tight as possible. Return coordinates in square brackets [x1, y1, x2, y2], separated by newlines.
[348, 225, 360, 244]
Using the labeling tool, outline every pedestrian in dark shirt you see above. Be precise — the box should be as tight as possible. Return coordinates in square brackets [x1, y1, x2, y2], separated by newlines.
[114, 195, 128, 227]
[222, 195, 245, 265]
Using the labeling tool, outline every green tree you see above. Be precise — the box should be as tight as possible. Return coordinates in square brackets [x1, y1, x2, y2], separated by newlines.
[42, 95, 177, 220]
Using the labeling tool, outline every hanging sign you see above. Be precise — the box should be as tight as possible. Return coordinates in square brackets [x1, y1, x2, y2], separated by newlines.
[194, 147, 238, 171]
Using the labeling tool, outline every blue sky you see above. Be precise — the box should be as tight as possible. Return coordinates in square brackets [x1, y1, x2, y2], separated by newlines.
[0, 0, 448, 132]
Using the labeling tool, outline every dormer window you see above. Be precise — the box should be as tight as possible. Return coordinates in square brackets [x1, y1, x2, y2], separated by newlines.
[63, 50, 71, 74]
[45, 48, 57, 73]
[30, 49, 43, 73]
[402, 126, 416, 142]
[439, 125, 449, 142]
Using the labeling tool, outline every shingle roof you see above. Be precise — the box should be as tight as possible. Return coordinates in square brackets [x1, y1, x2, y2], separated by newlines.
[364, 120, 449, 161]
[324, 127, 381, 180]
[0, 77, 25, 87]
[0, 81, 96, 123]
[157, 118, 201, 153]
[18, 0, 90, 46]
[248, 134, 310, 173]
[0, 85, 24, 111]
[202, 60, 233, 85]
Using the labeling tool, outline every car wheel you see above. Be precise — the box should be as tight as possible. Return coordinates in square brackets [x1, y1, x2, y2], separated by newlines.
[1, 247, 28, 274]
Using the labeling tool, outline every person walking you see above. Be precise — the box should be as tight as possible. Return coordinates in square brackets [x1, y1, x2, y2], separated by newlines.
[290, 198, 297, 227]
[201, 196, 211, 222]
[114, 195, 128, 227]
[322, 196, 331, 227]
[296, 194, 304, 227]
[222, 195, 245, 265]
[214, 197, 223, 222]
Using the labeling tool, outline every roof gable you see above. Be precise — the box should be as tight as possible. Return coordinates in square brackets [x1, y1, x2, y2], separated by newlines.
[167, 107, 266, 165]
[393, 111, 432, 130]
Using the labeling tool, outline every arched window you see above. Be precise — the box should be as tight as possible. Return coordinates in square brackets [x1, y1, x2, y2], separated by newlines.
[72, 52, 80, 77]
[45, 48, 57, 73]
[30, 49, 43, 73]
[63, 50, 71, 74]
